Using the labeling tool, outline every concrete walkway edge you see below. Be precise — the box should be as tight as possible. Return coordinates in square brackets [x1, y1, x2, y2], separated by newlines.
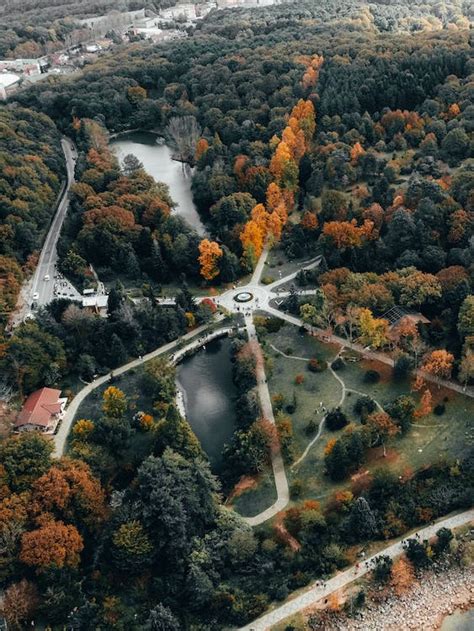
[239, 508, 474, 630]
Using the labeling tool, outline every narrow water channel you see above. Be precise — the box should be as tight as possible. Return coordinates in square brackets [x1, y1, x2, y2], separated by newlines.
[176, 337, 237, 471]
[110, 130, 206, 235]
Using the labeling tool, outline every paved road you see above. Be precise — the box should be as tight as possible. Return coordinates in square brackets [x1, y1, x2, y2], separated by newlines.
[30, 138, 77, 309]
[53, 317, 225, 457]
[240, 508, 474, 630]
[243, 315, 289, 526]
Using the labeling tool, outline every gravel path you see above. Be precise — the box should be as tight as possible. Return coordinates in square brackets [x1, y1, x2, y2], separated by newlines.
[268, 343, 384, 469]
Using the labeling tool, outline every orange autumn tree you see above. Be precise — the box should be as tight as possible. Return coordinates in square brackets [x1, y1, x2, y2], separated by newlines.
[350, 141, 366, 165]
[198, 239, 223, 281]
[195, 137, 209, 161]
[290, 99, 316, 143]
[414, 389, 433, 419]
[266, 182, 288, 225]
[20, 519, 84, 570]
[72, 419, 95, 440]
[422, 350, 454, 381]
[233, 154, 249, 185]
[323, 219, 375, 249]
[30, 459, 107, 531]
[269, 140, 298, 192]
[300, 54, 324, 89]
[301, 210, 318, 231]
[297, 54, 324, 88]
[366, 412, 399, 456]
[391, 557, 415, 596]
[238, 94, 316, 269]
[324, 438, 337, 456]
[282, 125, 306, 162]
[240, 220, 264, 268]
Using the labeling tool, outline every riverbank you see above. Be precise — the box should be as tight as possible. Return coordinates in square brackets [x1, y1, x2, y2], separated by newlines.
[341, 564, 474, 631]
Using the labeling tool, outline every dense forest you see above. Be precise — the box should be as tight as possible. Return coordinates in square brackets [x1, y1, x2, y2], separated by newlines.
[0, 108, 64, 327]
[0, 0, 473, 628]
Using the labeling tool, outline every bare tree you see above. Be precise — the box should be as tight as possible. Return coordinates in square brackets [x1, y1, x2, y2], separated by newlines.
[167, 116, 202, 164]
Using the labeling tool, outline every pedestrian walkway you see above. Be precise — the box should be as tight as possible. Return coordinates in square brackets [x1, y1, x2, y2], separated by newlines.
[53, 316, 225, 457]
[239, 508, 474, 630]
[264, 306, 474, 399]
[243, 314, 289, 526]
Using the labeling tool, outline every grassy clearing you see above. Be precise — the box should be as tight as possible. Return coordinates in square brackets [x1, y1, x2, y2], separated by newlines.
[67, 367, 157, 458]
[231, 468, 278, 517]
[263, 246, 315, 283]
[73, 368, 153, 424]
[256, 323, 474, 508]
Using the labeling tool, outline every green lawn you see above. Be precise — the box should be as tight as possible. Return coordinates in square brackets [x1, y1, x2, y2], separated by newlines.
[253, 323, 474, 509]
[262, 246, 315, 283]
[231, 468, 278, 517]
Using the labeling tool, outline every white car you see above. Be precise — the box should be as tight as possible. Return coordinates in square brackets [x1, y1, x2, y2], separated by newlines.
[44, 274, 50, 281]
[33, 292, 39, 300]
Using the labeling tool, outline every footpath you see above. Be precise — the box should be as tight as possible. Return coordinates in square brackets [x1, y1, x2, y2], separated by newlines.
[53, 317, 225, 457]
[239, 508, 474, 630]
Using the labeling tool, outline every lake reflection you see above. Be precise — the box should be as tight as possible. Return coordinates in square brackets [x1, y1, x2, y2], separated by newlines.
[110, 131, 206, 235]
[177, 337, 237, 470]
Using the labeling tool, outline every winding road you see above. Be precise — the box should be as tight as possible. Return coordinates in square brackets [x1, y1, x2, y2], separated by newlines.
[239, 508, 474, 631]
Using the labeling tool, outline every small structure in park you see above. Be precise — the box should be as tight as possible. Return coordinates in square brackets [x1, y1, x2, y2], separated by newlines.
[383, 305, 430, 331]
[15, 388, 67, 434]
[82, 294, 109, 317]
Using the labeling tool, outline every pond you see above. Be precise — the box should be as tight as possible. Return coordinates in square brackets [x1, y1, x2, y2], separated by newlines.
[110, 130, 206, 235]
[177, 337, 237, 470]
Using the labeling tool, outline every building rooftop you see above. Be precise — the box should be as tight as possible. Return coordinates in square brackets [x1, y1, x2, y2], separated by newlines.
[382, 305, 430, 328]
[15, 387, 63, 428]
[82, 295, 108, 308]
[0, 73, 20, 88]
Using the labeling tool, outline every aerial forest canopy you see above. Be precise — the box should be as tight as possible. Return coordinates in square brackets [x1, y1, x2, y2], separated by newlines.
[0, 0, 473, 628]
[0, 108, 65, 327]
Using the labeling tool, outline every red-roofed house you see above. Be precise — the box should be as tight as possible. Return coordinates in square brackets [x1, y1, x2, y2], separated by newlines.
[15, 388, 67, 434]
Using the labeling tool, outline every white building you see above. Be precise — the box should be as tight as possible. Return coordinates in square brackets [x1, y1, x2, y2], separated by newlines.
[82, 294, 109, 317]
[0, 73, 20, 100]
[160, 4, 198, 21]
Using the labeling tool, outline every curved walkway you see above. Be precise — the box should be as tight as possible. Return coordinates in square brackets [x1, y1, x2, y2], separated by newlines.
[53, 316, 225, 457]
[239, 508, 474, 631]
[269, 343, 385, 469]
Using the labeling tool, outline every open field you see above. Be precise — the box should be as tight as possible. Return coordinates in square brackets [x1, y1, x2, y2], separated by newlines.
[236, 322, 474, 512]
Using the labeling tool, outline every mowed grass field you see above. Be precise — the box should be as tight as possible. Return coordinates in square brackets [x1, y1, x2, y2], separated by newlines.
[233, 322, 474, 513]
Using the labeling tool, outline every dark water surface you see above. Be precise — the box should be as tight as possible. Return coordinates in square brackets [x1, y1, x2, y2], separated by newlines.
[177, 337, 237, 469]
